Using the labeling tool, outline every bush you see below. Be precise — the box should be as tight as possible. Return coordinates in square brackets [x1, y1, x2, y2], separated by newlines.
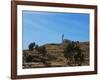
[28, 42, 35, 51]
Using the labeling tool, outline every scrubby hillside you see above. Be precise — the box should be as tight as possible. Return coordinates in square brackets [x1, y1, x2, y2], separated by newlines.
[23, 40, 89, 68]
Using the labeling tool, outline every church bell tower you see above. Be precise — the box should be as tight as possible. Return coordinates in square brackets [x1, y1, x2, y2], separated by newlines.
[62, 34, 64, 43]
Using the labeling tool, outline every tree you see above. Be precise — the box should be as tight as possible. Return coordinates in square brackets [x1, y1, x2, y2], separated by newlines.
[64, 42, 75, 58]
[28, 42, 35, 51]
[64, 42, 76, 65]
[74, 43, 84, 66]
[64, 41, 84, 65]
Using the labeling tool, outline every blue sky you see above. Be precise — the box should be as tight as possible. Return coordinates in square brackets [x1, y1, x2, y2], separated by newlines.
[22, 10, 90, 49]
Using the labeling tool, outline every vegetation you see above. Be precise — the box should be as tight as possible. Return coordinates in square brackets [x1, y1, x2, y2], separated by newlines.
[28, 42, 35, 51]
[64, 41, 84, 66]
[23, 40, 89, 68]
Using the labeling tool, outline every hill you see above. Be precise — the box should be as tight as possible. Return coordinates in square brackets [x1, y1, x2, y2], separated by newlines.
[23, 39, 89, 68]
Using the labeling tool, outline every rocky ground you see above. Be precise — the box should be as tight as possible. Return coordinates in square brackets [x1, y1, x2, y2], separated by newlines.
[23, 40, 89, 69]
